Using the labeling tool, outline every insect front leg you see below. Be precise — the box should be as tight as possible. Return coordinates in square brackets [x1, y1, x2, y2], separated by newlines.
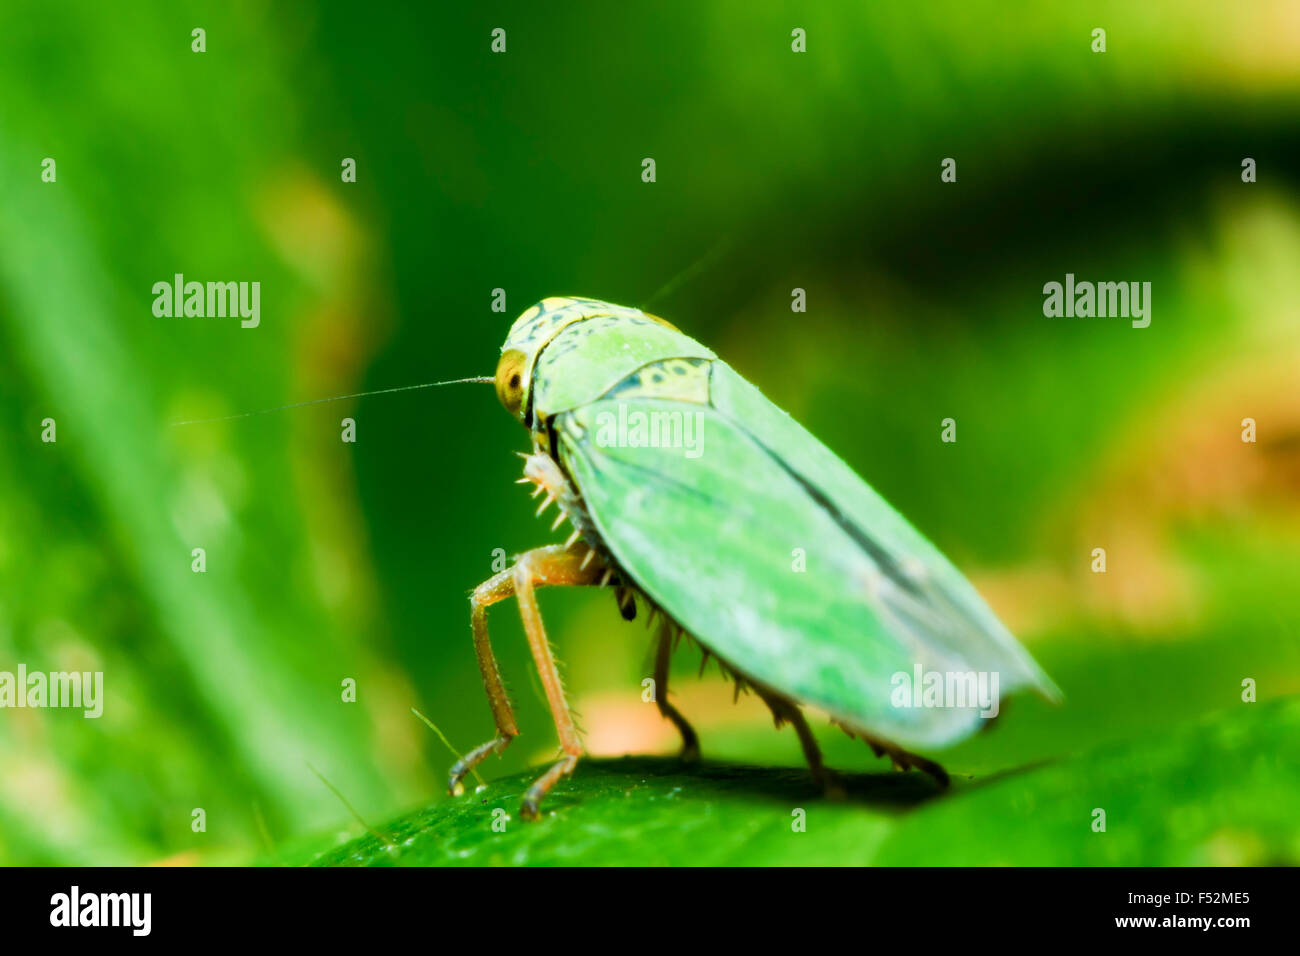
[512, 545, 608, 819]
[653, 618, 700, 762]
[448, 565, 526, 797]
[452, 544, 606, 819]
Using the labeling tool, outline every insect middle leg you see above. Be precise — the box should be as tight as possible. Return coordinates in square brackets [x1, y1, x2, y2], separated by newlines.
[653, 618, 700, 762]
[449, 544, 605, 819]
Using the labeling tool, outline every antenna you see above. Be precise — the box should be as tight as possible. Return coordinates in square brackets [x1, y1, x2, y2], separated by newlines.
[169, 376, 494, 426]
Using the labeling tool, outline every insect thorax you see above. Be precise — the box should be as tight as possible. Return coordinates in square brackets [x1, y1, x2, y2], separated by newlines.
[526, 311, 716, 423]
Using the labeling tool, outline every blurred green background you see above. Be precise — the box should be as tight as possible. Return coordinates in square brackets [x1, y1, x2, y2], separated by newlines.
[2, 1, 1298, 865]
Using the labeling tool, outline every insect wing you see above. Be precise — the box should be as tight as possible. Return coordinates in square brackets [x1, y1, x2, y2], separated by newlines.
[708, 362, 1061, 704]
[557, 373, 1052, 750]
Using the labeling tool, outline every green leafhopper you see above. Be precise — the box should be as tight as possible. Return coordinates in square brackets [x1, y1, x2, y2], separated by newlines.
[450, 296, 1061, 819]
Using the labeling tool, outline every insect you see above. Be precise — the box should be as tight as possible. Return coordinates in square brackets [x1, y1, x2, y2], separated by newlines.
[449, 296, 1060, 819]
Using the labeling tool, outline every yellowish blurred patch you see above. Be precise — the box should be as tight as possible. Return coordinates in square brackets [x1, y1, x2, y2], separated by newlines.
[576, 679, 775, 758]
[980, 199, 1300, 638]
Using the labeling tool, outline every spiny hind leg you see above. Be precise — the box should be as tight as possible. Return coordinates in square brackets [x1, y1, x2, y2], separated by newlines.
[857, 729, 950, 789]
[450, 544, 604, 809]
[653, 618, 700, 762]
[755, 687, 844, 798]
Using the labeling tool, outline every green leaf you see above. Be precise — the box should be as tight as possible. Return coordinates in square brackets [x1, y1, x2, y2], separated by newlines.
[305, 698, 1300, 866]
[873, 697, 1300, 866]
[307, 756, 935, 867]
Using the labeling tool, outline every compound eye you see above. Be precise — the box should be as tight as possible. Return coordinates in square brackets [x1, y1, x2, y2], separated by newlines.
[495, 350, 528, 417]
